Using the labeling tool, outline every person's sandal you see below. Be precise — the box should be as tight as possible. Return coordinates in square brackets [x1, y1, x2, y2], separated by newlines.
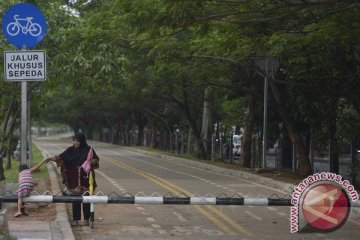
[70, 220, 78, 227]
[81, 220, 90, 226]
[14, 212, 23, 217]
[21, 208, 29, 216]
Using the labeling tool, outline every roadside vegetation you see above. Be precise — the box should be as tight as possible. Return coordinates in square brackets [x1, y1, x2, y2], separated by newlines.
[2, 144, 47, 183]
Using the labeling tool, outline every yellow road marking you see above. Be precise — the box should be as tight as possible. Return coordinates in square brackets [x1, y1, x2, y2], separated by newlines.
[147, 155, 289, 195]
[193, 205, 236, 236]
[103, 156, 253, 237]
[207, 205, 253, 237]
[143, 170, 253, 237]
[105, 157, 176, 193]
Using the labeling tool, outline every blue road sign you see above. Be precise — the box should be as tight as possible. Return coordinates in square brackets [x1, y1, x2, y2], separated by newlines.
[2, 3, 47, 49]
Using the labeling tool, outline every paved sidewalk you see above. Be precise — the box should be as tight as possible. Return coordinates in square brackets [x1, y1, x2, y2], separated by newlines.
[7, 220, 52, 239]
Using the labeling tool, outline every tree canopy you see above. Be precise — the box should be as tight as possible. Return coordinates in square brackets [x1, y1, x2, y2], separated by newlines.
[1, 0, 359, 178]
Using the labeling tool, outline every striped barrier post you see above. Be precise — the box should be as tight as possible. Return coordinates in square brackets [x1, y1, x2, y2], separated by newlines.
[0, 195, 294, 206]
[1, 195, 359, 206]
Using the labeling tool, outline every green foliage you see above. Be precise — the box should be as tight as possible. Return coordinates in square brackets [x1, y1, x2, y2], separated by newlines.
[268, 2, 360, 143]
[4, 144, 48, 183]
[337, 99, 360, 141]
[1, 1, 359, 165]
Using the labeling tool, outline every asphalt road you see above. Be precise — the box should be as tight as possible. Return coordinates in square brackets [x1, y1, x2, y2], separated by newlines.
[34, 134, 360, 240]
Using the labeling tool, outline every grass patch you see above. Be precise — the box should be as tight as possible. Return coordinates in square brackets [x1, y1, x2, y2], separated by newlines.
[0, 230, 15, 239]
[3, 144, 48, 183]
[0, 144, 49, 238]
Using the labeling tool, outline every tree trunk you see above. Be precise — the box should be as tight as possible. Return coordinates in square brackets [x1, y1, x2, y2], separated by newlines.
[269, 79, 312, 177]
[170, 89, 207, 160]
[241, 80, 257, 168]
[134, 111, 146, 146]
[5, 150, 12, 170]
[0, 156, 5, 181]
[201, 87, 213, 160]
[185, 108, 206, 159]
[150, 125, 158, 148]
[328, 98, 339, 173]
[0, 149, 6, 180]
[281, 133, 293, 169]
[350, 140, 359, 186]
[0, 89, 21, 179]
[137, 124, 144, 146]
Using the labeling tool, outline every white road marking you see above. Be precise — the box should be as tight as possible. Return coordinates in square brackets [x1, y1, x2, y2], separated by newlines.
[173, 211, 187, 222]
[267, 207, 287, 217]
[277, 212, 287, 217]
[245, 210, 263, 221]
[96, 170, 126, 193]
[348, 218, 360, 226]
[267, 206, 277, 211]
[157, 229, 167, 234]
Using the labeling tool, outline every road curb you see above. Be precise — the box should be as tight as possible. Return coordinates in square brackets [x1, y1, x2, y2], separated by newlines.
[48, 161, 75, 240]
[42, 148, 75, 240]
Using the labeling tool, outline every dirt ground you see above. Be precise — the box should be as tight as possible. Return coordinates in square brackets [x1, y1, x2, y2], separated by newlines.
[4, 177, 57, 222]
[5, 202, 56, 222]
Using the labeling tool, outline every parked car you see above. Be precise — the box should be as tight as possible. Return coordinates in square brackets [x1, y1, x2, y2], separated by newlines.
[232, 134, 243, 156]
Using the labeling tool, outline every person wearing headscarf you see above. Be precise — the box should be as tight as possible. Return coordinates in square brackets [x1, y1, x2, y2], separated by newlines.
[46, 132, 99, 226]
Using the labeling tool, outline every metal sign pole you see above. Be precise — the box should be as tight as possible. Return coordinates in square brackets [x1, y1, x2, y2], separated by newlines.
[28, 94, 33, 167]
[255, 56, 278, 169]
[262, 58, 268, 169]
[20, 81, 27, 165]
[2, 3, 47, 167]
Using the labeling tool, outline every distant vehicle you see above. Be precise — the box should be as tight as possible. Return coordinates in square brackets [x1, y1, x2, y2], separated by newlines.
[13, 141, 21, 161]
[232, 134, 243, 156]
[13, 140, 30, 161]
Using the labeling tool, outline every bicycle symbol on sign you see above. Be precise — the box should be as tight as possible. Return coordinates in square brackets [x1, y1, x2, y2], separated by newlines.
[6, 15, 42, 37]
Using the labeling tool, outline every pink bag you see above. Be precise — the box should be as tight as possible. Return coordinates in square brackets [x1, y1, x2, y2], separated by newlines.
[81, 147, 93, 178]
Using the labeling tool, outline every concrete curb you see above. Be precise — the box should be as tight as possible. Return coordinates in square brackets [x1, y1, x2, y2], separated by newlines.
[47, 161, 75, 240]
[37, 144, 75, 240]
